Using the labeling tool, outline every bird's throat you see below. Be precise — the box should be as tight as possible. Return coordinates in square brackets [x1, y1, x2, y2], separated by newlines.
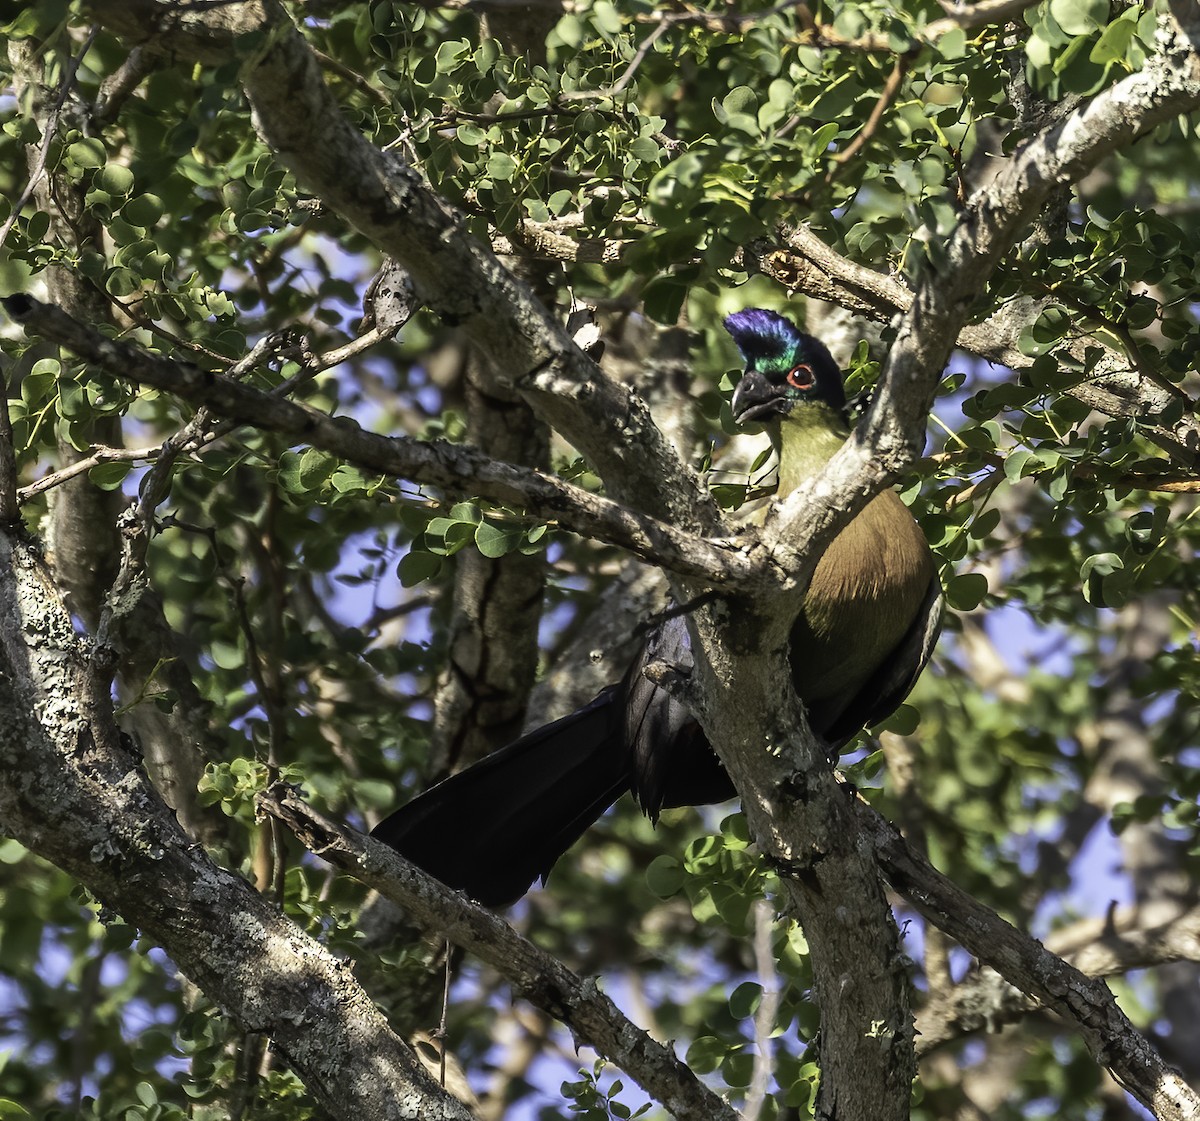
[775, 404, 848, 497]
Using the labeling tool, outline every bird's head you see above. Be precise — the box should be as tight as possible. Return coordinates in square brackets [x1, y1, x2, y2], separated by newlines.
[723, 308, 846, 428]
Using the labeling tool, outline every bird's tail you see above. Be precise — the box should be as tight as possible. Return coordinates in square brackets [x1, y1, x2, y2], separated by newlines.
[371, 687, 629, 906]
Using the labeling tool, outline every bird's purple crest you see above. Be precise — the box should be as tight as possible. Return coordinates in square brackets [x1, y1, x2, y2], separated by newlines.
[723, 308, 805, 364]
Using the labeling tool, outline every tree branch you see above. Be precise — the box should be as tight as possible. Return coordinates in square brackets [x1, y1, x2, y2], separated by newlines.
[1, 294, 758, 589]
[857, 798, 1200, 1121]
[0, 528, 475, 1121]
[762, 7, 1200, 581]
[918, 903, 1200, 1054]
[86, 0, 719, 535]
[257, 782, 740, 1121]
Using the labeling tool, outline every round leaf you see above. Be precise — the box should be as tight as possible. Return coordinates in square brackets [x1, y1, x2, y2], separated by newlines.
[946, 572, 988, 611]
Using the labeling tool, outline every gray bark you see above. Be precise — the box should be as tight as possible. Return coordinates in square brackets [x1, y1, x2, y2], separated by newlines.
[0, 528, 475, 1121]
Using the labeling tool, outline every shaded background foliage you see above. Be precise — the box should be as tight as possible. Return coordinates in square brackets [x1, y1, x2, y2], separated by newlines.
[0, 1, 1198, 1119]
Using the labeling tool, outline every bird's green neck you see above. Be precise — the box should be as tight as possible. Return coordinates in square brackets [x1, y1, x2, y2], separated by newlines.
[774, 403, 848, 497]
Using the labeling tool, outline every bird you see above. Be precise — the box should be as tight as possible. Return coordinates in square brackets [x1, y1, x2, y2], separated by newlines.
[372, 308, 942, 906]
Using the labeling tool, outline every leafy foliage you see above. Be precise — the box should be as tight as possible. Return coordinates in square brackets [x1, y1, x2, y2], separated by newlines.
[1, 0, 1199, 1119]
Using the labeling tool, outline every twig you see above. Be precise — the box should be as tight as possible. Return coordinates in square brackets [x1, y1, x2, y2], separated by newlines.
[312, 46, 389, 106]
[1027, 284, 1191, 405]
[18, 443, 162, 504]
[438, 941, 452, 1087]
[831, 56, 909, 166]
[93, 45, 158, 123]
[241, 502, 294, 905]
[744, 899, 783, 1121]
[559, 20, 670, 101]
[918, 903, 1200, 1054]
[1117, 474, 1200, 493]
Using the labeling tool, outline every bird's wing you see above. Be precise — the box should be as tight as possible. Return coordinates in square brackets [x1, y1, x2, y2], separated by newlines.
[822, 573, 944, 750]
[623, 613, 737, 817]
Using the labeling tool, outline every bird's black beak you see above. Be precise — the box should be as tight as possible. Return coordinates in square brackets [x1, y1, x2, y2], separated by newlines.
[731, 370, 783, 425]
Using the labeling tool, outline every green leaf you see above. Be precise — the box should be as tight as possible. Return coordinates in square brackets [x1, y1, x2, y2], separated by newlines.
[1079, 551, 1122, 581]
[297, 447, 336, 490]
[487, 152, 517, 181]
[1004, 449, 1032, 482]
[448, 501, 482, 524]
[329, 465, 368, 494]
[645, 854, 684, 898]
[1080, 551, 1127, 606]
[66, 137, 106, 169]
[1049, 0, 1107, 35]
[96, 164, 135, 196]
[968, 508, 1002, 539]
[105, 266, 140, 297]
[721, 1050, 754, 1088]
[722, 85, 757, 117]
[555, 13, 585, 47]
[729, 981, 762, 1019]
[474, 519, 522, 558]
[629, 135, 659, 162]
[434, 39, 469, 73]
[642, 276, 687, 324]
[277, 451, 305, 493]
[938, 27, 966, 59]
[1031, 304, 1071, 345]
[946, 572, 988, 611]
[426, 517, 476, 554]
[1126, 508, 1167, 554]
[123, 193, 164, 226]
[56, 377, 86, 419]
[88, 461, 132, 491]
[210, 641, 243, 670]
[1090, 12, 1137, 64]
[1124, 294, 1158, 329]
[684, 1036, 728, 1075]
[881, 703, 920, 736]
[24, 208, 50, 243]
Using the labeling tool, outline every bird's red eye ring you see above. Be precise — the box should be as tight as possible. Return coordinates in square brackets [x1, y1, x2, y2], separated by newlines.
[787, 363, 814, 390]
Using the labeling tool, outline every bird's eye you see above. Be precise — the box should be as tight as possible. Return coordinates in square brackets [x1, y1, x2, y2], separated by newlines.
[786, 364, 814, 390]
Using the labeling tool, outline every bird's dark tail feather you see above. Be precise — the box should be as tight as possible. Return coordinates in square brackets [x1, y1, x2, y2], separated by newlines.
[371, 687, 629, 906]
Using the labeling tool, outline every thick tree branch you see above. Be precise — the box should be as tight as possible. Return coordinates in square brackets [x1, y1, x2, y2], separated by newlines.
[679, 629, 916, 1121]
[86, 0, 719, 535]
[918, 903, 1200, 1054]
[858, 799, 1200, 1121]
[257, 782, 740, 1121]
[1, 294, 757, 588]
[762, 9, 1200, 581]
[9, 33, 123, 629]
[680, 16, 1200, 1120]
[429, 357, 549, 777]
[0, 529, 474, 1121]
